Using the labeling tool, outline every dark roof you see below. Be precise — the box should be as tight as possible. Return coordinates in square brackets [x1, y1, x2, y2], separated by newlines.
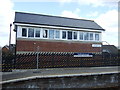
[102, 45, 118, 54]
[14, 12, 105, 31]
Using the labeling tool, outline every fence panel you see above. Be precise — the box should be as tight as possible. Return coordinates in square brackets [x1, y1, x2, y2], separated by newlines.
[2, 54, 15, 72]
[2, 52, 120, 71]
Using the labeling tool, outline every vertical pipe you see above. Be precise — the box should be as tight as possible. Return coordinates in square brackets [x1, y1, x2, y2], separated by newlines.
[9, 24, 12, 50]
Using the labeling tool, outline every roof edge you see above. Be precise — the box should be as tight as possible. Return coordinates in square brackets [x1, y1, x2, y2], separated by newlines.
[14, 22, 105, 31]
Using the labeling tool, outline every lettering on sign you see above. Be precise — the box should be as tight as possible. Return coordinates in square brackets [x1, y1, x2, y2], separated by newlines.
[74, 53, 93, 57]
[92, 44, 102, 47]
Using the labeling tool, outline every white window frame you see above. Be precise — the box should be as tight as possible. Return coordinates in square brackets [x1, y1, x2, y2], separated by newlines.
[19, 26, 102, 42]
[49, 29, 55, 39]
[89, 32, 94, 41]
[60, 30, 62, 40]
[62, 30, 67, 40]
[21, 27, 28, 38]
[73, 31, 78, 40]
[67, 30, 73, 40]
[28, 28, 34, 38]
[99, 33, 102, 41]
[95, 33, 100, 41]
[42, 28, 49, 39]
[84, 32, 89, 41]
[35, 28, 41, 38]
[55, 30, 60, 40]
[79, 31, 84, 41]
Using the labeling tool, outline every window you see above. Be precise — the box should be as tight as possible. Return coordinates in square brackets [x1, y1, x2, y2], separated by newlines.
[43, 29, 48, 38]
[84, 32, 89, 40]
[55, 30, 60, 39]
[21, 27, 101, 42]
[22, 28, 27, 37]
[28, 28, 34, 37]
[95, 33, 99, 41]
[79, 32, 84, 40]
[62, 31, 66, 39]
[35, 29, 40, 38]
[49, 30, 54, 39]
[90, 33, 93, 40]
[73, 31, 77, 40]
[68, 31, 72, 40]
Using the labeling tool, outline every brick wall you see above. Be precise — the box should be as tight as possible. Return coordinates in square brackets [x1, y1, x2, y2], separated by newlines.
[16, 39, 102, 53]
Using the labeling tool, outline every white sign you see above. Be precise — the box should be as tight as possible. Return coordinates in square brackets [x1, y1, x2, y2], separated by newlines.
[74, 53, 93, 57]
[92, 44, 102, 47]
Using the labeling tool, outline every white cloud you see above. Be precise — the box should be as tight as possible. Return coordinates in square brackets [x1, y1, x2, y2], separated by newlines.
[95, 10, 118, 29]
[0, 0, 15, 47]
[95, 10, 118, 46]
[12, 0, 72, 2]
[59, 0, 119, 7]
[77, 0, 104, 7]
[87, 11, 99, 17]
[61, 9, 118, 46]
[61, 10, 79, 18]
[61, 8, 82, 19]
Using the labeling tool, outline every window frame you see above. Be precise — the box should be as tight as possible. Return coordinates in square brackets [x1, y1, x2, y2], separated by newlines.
[67, 30, 73, 40]
[89, 32, 94, 41]
[79, 31, 84, 41]
[84, 32, 89, 41]
[43, 28, 49, 39]
[35, 28, 41, 38]
[95, 33, 100, 41]
[49, 29, 55, 39]
[21, 27, 27, 37]
[28, 28, 34, 38]
[73, 31, 78, 40]
[55, 30, 60, 39]
[20, 26, 101, 42]
[62, 30, 67, 40]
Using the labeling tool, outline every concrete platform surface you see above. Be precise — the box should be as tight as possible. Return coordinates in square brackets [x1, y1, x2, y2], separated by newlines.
[1, 66, 120, 84]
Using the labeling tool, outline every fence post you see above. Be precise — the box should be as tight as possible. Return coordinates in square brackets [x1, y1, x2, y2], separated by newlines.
[52, 53, 54, 68]
[67, 53, 70, 67]
[36, 46, 39, 70]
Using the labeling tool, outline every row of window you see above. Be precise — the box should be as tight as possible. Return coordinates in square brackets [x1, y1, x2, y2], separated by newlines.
[21, 27, 100, 41]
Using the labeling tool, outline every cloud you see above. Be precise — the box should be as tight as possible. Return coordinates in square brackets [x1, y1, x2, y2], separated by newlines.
[12, 0, 72, 2]
[77, 0, 104, 7]
[61, 8, 82, 19]
[61, 11, 80, 18]
[0, 0, 15, 47]
[61, 9, 118, 46]
[87, 11, 99, 18]
[59, 0, 119, 7]
[95, 10, 118, 46]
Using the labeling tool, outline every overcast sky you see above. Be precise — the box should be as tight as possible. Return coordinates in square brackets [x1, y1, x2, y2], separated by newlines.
[0, 0, 119, 47]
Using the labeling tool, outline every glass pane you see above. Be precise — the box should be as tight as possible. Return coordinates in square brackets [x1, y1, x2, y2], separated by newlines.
[49, 30, 54, 39]
[73, 32, 77, 39]
[43, 29, 48, 38]
[55, 30, 60, 39]
[35, 29, 40, 37]
[90, 33, 93, 40]
[79, 32, 83, 40]
[95, 33, 99, 41]
[28, 28, 34, 37]
[68, 31, 72, 40]
[22, 28, 27, 37]
[84, 32, 89, 40]
[62, 31, 66, 39]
